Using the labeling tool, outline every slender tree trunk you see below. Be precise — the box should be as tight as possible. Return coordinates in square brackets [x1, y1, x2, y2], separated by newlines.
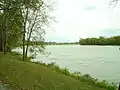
[0, 43, 2, 52]
[3, 19, 7, 54]
[3, 2, 9, 54]
[3, 30, 7, 54]
[4, 13, 8, 54]
[0, 29, 3, 52]
[2, 30, 4, 52]
[25, 34, 30, 58]
[23, 8, 29, 61]
[25, 28, 33, 58]
[23, 26, 25, 61]
[0, 24, 5, 52]
[0, 31, 2, 52]
[25, 15, 37, 58]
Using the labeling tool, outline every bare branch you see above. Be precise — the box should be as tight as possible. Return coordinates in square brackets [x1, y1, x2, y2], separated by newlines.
[109, 0, 119, 7]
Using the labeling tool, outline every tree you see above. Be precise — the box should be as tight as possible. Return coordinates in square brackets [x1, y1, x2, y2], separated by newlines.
[0, 0, 23, 53]
[24, 2, 44, 58]
[0, 0, 54, 61]
[19, 0, 53, 60]
[79, 36, 120, 45]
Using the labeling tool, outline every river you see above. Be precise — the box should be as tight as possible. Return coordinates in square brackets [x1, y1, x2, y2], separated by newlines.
[14, 45, 120, 83]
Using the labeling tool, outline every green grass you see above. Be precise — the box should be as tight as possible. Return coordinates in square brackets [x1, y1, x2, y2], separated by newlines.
[0, 52, 115, 90]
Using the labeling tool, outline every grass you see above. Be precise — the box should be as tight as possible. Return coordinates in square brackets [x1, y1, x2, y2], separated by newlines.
[0, 52, 116, 90]
[35, 62, 116, 90]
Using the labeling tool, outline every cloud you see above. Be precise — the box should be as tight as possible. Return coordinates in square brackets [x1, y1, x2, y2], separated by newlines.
[45, 0, 120, 42]
[99, 28, 120, 36]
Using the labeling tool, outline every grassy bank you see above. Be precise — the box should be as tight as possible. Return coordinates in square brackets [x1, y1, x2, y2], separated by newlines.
[0, 52, 116, 90]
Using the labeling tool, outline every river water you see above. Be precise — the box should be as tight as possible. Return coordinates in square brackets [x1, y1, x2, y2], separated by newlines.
[14, 45, 120, 83]
[31, 45, 120, 83]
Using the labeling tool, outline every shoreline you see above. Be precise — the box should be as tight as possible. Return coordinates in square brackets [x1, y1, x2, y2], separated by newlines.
[0, 52, 117, 90]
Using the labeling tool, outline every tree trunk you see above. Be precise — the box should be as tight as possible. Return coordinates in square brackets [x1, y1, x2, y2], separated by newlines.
[0, 30, 3, 52]
[4, 13, 8, 54]
[23, 8, 29, 61]
[23, 28, 25, 61]
[25, 18, 36, 58]
[3, 3, 8, 54]
[25, 29, 32, 58]
[3, 30, 7, 54]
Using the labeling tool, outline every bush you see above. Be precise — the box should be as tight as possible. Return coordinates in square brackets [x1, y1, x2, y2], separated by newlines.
[61, 68, 71, 76]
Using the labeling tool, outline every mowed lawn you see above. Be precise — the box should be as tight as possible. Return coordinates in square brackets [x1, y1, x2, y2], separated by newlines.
[0, 53, 108, 90]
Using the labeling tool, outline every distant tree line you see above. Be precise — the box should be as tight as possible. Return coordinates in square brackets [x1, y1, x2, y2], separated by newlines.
[79, 36, 120, 45]
[45, 42, 79, 45]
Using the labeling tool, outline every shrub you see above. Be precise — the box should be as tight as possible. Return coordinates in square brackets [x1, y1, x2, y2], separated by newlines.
[61, 68, 71, 76]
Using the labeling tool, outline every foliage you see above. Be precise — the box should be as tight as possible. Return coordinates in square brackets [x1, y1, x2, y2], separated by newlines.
[79, 36, 120, 45]
[0, 0, 54, 61]
[0, 0, 23, 53]
[20, 0, 54, 61]
[45, 42, 79, 45]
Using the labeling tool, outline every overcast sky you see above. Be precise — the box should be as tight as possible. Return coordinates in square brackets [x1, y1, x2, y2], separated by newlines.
[45, 0, 120, 42]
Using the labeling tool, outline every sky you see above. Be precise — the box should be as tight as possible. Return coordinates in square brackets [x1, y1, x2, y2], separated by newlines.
[45, 0, 120, 42]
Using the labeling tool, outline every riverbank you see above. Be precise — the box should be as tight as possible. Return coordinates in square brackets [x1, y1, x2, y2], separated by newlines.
[0, 52, 116, 90]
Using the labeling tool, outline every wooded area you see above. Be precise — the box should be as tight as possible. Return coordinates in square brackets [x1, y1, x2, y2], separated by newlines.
[79, 36, 120, 45]
[0, 0, 52, 61]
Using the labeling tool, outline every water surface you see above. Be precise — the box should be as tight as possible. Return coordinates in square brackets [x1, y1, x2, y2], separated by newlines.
[32, 45, 120, 83]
